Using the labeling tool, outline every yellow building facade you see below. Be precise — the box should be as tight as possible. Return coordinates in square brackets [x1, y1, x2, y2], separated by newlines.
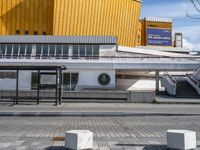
[0, 0, 142, 47]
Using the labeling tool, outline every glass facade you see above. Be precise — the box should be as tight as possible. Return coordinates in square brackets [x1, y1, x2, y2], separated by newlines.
[63, 73, 79, 91]
[0, 44, 100, 59]
[31, 72, 79, 91]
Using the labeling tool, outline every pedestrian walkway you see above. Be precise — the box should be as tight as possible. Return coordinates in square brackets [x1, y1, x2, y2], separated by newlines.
[0, 116, 199, 149]
[0, 103, 200, 116]
[1, 137, 198, 150]
[156, 95, 200, 104]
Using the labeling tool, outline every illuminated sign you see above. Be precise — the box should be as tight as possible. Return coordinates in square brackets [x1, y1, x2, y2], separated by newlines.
[147, 28, 172, 46]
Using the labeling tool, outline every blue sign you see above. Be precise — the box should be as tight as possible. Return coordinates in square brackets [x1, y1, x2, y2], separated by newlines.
[147, 28, 172, 46]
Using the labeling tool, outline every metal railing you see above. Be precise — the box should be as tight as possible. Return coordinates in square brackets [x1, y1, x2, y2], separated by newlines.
[0, 54, 200, 61]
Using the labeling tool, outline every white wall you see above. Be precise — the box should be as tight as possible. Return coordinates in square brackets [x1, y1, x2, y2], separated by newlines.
[0, 69, 116, 91]
[66, 69, 116, 90]
[99, 45, 116, 57]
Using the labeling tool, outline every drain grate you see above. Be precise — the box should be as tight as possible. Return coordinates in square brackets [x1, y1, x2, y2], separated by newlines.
[53, 136, 65, 141]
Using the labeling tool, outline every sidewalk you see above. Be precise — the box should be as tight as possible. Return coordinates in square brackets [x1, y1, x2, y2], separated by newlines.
[0, 103, 200, 116]
[156, 95, 200, 104]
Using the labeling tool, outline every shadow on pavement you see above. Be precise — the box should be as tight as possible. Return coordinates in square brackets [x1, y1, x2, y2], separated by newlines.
[45, 146, 66, 150]
[117, 144, 167, 150]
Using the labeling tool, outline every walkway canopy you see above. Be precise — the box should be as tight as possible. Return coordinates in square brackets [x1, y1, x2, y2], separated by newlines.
[0, 65, 66, 105]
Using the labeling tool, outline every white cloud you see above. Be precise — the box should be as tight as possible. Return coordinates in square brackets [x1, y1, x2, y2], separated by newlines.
[141, 1, 199, 18]
[183, 38, 194, 50]
[141, 1, 200, 51]
[174, 25, 200, 50]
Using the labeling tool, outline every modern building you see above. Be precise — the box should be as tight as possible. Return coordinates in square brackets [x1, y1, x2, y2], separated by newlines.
[0, 0, 141, 47]
[0, 36, 117, 92]
[0, 1, 197, 103]
[140, 17, 173, 47]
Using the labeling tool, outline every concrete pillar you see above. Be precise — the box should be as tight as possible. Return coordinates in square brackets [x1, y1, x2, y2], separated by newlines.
[155, 70, 159, 93]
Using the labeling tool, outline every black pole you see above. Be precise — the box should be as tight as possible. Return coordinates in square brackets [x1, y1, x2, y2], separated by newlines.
[55, 69, 58, 106]
[16, 69, 19, 105]
[37, 70, 40, 104]
[59, 69, 62, 105]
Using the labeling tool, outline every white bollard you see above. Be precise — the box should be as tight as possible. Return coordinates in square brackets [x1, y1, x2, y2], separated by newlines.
[65, 130, 93, 150]
[167, 130, 196, 150]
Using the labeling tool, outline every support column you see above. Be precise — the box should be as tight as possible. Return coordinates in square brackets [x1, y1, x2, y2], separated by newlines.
[16, 69, 19, 105]
[155, 70, 160, 94]
[58, 69, 62, 105]
[37, 70, 40, 104]
[55, 69, 58, 106]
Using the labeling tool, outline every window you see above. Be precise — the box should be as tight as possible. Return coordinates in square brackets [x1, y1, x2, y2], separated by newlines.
[86, 45, 92, 58]
[19, 44, 26, 57]
[26, 44, 32, 58]
[93, 45, 99, 58]
[49, 45, 55, 57]
[0, 72, 16, 79]
[0, 44, 6, 57]
[56, 45, 62, 59]
[36, 44, 42, 59]
[63, 73, 79, 91]
[79, 45, 86, 57]
[42, 44, 49, 58]
[6, 44, 12, 58]
[13, 44, 19, 58]
[31, 72, 38, 90]
[63, 73, 70, 91]
[72, 45, 79, 58]
[71, 73, 78, 91]
[63, 45, 69, 59]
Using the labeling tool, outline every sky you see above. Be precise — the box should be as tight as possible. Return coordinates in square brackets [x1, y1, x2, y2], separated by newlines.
[141, 0, 200, 51]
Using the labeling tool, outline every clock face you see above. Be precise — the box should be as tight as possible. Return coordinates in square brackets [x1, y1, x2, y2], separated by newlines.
[98, 73, 111, 86]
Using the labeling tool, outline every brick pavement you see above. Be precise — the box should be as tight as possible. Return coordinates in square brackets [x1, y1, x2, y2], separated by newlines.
[0, 116, 200, 149]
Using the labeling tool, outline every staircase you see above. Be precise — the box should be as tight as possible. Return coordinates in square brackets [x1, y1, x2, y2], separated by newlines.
[176, 80, 200, 98]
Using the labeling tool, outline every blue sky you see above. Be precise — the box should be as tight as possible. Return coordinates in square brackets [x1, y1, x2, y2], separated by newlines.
[141, 0, 200, 50]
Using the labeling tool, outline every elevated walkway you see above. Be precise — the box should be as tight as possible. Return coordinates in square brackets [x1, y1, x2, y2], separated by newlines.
[0, 57, 199, 71]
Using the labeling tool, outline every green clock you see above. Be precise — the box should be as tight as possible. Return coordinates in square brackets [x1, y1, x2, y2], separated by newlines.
[98, 73, 110, 86]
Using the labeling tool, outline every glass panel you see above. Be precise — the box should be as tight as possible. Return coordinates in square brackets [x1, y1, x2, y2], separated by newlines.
[86, 45, 92, 59]
[36, 44, 42, 59]
[93, 45, 99, 59]
[26, 44, 32, 59]
[63, 45, 69, 58]
[19, 44, 26, 58]
[72, 45, 79, 58]
[31, 72, 38, 90]
[49, 45, 55, 57]
[42, 44, 48, 58]
[0, 44, 6, 57]
[13, 44, 19, 58]
[56, 45, 62, 59]
[63, 73, 70, 91]
[71, 73, 78, 91]
[6, 44, 12, 58]
[80, 45, 86, 57]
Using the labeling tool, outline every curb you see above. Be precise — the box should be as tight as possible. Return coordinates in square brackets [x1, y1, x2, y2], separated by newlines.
[0, 112, 200, 117]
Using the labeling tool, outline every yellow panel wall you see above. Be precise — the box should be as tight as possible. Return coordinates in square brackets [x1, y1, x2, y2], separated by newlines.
[0, 0, 141, 47]
[53, 0, 142, 47]
[0, 0, 54, 35]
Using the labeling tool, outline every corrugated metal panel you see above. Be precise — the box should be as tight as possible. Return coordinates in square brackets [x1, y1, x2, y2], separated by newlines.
[145, 17, 172, 23]
[0, 0, 141, 47]
[0, 36, 118, 44]
[52, 0, 142, 47]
